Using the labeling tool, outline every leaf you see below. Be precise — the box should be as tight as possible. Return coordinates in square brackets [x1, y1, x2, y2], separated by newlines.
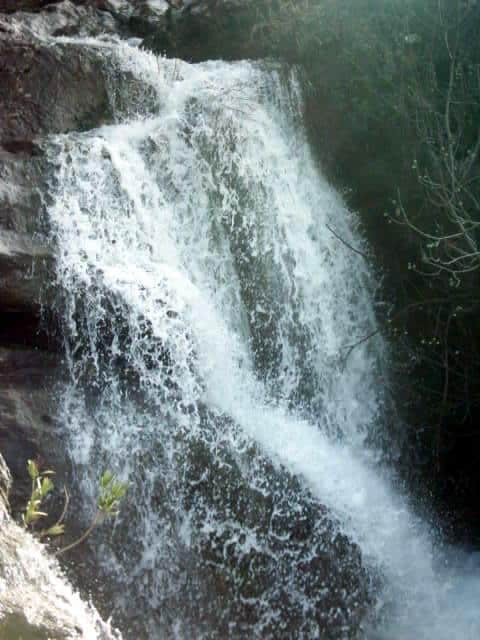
[44, 524, 65, 537]
[97, 472, 128, 516]
[100, 470, 114, 489]
[27, 459, 39, 481]
[40, 477, 54, 497]
[24, 508, 48, 525]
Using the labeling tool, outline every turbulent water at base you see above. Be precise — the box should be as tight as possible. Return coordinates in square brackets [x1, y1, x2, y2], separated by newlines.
[44, 39, 480, 639]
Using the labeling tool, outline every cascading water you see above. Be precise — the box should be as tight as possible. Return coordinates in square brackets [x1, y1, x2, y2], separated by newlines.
[44, 38, 480, 639]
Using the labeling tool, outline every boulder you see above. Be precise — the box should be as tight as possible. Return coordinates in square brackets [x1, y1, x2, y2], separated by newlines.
[89, 410, 374, 639]
[0, 30, 113, 141]
[0, 1, 120, 38]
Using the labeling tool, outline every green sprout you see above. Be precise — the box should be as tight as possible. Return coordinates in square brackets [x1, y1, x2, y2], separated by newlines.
[55, 470, 128, 556]
[98, 470, 128, 517]
[23, 460, 58, 530]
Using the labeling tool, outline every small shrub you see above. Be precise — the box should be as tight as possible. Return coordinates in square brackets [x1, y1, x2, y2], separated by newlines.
[22, 460, 128, 555]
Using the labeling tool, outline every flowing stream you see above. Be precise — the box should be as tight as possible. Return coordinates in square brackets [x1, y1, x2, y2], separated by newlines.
[43, 39, 480, 639]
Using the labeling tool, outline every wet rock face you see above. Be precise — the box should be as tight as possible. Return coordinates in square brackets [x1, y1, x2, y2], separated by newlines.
[0, 2, 127, 345]
[0, 143, 44, 233]
[0, 230, 52, 314]
[0, 7, 70, 535]
[0, 3, 114, 352]
[176, 431, 372, 639]
[0, 0, 163, 521]
[0, 35, 112, 141]
[0, 0, 59, 11]
[0, 141, 55, 351]
[0, 347, 63, 514]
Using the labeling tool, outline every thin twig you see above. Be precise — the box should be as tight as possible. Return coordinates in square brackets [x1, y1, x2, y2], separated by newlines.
[340, 295, 473, 363]
[325, 223, 370, 260]
[55, 511, 102, 556]
[55, 486, 69, 529]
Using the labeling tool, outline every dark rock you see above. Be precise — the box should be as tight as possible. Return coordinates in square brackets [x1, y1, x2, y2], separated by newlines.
[0, 3, 130, 350]
[0, 0, 65, 12]
[0, 1, 120, 39]
[0, 346, 63, 514]
[0, 231, 53, 314]
[0, 144, 57, 348]
[1, 139, 41, 155]
[0, 0, 61, 12]
[0, 144, 46, 233]
[0, 38, 113, 140]
[139, 0, 266, 61]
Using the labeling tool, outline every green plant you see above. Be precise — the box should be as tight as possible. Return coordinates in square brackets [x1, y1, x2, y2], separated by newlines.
[56, 470, 128, 556]
[22, 460, 127, 555]
[23, 459, 65, 539]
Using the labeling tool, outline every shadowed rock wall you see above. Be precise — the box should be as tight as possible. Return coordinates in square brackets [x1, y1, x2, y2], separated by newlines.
[0, 0, 123, 513]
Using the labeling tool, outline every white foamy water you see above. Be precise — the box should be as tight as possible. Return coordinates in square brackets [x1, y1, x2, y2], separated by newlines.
[44, 40, 480, 639]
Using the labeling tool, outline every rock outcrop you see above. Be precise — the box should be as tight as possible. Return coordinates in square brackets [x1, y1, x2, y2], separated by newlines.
[0, 3, 116, 353]
[0, 0, 176, 522]
[0, 0, 121, 557]
[0, 230, 52, 313]
[141, 0, 260, 61]
[0, 347, 63, 513]
[0, 4, 121, 141]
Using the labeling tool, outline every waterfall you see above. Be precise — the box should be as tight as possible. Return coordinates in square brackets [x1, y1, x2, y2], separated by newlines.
[44, 39, 480, 639]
